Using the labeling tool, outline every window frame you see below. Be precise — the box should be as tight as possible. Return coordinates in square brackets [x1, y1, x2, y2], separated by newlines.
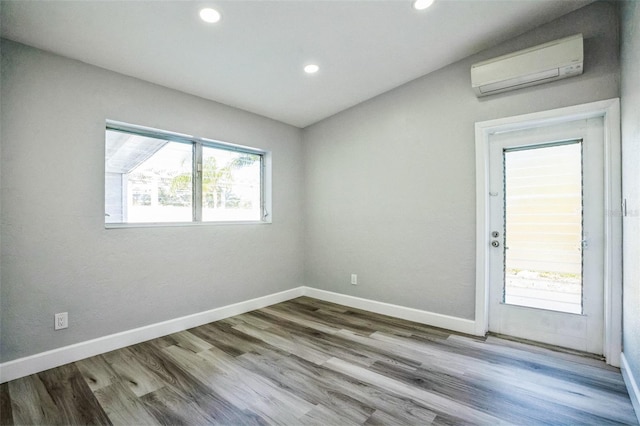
[105, 120, 271, 228]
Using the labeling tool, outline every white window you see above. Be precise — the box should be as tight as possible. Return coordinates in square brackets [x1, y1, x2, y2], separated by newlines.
[105, 122, 268, 226]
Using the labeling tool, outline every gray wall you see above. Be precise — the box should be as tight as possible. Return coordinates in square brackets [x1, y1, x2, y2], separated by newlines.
[621, 0, 640, 394]
[0, 1, 3, 358]
[303, 1, 619, 319]
[0, 40, 304, 362]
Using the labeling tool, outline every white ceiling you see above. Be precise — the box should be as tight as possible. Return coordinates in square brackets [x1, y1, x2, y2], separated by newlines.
[1, 0, 594, 128]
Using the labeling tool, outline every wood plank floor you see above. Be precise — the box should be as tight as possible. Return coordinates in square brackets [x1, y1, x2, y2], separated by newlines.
[1, 296, 638, 425]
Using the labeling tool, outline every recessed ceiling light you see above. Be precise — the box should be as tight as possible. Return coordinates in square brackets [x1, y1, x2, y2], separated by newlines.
[413, 0, 434, 10]
[199, 8, 221, 23]
[304, 64, 319, 74]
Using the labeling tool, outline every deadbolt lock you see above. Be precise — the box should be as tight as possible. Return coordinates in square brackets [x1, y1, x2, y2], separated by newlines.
[491, 231, 500, 238]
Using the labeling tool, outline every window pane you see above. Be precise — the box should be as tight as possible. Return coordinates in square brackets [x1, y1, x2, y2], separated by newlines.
[202, 146, 261, 222]
[503, 142, 583, 314]
[105, 130, 193, 223]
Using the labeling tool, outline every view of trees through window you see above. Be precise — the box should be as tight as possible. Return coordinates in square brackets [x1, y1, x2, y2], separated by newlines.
[105, 127, 263, 224]
[201, 147, 261, 221]
[124, 141, 193, 222]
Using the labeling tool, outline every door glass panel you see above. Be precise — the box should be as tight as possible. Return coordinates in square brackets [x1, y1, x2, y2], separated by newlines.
[503, 141, 583, 314]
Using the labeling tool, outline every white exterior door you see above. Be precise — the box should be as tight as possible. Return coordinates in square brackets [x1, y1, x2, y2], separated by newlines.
[487, 117, 605, 354]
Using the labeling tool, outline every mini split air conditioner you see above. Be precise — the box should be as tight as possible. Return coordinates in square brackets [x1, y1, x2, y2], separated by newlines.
[471, 34, 583, 97]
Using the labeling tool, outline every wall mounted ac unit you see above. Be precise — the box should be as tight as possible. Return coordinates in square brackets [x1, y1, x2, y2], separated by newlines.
[471, 34, 583, 97]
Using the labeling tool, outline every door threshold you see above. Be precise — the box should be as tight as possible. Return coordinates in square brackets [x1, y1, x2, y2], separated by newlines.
[487, 332, 605, 362]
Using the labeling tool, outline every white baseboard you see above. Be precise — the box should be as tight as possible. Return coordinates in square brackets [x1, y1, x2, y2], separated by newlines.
[0, 286, 479, 383]
[621, 352, 640, 424]
[0, 287, 305, 384]
[303, 287, 478, 336]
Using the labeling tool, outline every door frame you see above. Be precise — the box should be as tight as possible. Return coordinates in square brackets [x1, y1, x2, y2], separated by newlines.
[474, 98, 622, 366]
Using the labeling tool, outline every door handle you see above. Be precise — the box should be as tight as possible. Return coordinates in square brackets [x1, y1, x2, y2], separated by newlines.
[491, 240, 500, 248]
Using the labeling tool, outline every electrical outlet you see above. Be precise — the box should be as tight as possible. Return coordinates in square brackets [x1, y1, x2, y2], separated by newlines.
[351, 274, 358, 285]
[54, 312, 68, 330]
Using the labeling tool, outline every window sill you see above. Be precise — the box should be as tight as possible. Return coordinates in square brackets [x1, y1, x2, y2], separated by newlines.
[105, 220, 271, 229]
